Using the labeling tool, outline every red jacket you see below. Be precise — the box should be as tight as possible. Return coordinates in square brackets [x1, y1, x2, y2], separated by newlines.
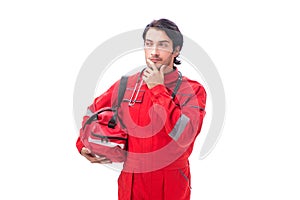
[76, 68, 206, 200]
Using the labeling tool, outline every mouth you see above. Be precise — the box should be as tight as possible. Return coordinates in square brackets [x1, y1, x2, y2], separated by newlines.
[149, 58, 162, 63]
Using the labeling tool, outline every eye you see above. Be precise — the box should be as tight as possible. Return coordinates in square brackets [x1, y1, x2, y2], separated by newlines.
[145, 41, 153, 47]
[158, 42, 169, 49]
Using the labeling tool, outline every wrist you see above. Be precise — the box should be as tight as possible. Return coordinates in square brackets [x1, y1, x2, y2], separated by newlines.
[147, 83, 163, 89]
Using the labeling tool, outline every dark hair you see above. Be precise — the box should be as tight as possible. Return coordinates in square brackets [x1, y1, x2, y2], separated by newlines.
[142, 18, 183, 65]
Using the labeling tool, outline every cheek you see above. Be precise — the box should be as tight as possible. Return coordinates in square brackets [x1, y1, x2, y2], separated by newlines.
[144, 49, 151, 58]
[162, 52, 174, 61]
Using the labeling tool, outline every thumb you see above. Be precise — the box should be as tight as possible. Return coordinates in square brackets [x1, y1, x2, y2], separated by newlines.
[81, 147, 91, 154]
[159, 65, 167, 74]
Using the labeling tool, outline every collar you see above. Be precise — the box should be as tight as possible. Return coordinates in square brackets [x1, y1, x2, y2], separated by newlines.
[164, 67, 180, 85]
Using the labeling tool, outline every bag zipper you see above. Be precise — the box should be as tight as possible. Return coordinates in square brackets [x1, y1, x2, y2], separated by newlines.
[91, 132, 127, 141]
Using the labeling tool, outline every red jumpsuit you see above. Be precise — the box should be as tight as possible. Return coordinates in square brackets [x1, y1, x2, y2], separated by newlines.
[76, 68, 206, 200]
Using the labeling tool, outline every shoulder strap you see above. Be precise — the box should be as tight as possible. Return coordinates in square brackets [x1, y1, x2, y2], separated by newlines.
[171, 71, 182, 99]
[108, 76, 128, 128]
[116, 76, 128, 107]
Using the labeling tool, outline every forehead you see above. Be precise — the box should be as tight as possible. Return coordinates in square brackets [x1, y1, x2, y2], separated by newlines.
[145, 28, 171, 42]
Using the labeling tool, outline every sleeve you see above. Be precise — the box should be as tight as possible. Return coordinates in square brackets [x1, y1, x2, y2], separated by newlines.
[149, 80, 206, 148]
[75, 80, 120, 154]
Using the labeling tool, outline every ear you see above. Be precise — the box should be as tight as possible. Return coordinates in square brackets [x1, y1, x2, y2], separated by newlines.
[172, 46, 180, 57]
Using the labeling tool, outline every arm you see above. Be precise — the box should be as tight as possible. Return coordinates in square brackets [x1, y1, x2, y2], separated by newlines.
[142, 62, 206, 147]
[75, 80, 120, 158]
[150, 80, 206, 148]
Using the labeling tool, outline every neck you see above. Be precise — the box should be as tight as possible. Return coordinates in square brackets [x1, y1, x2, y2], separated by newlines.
[163, 65, 175, 74]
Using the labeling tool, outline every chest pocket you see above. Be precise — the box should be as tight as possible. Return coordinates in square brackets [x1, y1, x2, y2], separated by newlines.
[122, 88, 145, 104]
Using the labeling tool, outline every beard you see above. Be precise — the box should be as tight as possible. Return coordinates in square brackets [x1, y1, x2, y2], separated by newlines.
[148, 53, 174, 70]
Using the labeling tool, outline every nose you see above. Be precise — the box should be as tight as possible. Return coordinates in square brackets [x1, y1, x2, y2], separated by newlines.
[150, 46, 160, 56]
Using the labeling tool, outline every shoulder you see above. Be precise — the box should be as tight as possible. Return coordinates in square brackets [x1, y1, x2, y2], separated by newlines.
[122, 71, 141, 87]
[180, 75, 206, 95]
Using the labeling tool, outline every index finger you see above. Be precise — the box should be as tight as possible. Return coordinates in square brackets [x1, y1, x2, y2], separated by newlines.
[146, 58, 156, 70]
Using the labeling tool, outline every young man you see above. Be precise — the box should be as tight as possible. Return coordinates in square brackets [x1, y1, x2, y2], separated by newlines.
[76, 19, 206, 200]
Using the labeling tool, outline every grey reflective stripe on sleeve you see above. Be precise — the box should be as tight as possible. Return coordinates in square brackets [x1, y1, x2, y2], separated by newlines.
[190, 105, 205, 111]
[168, 114, 190, 141]
[86, 108, 94, 117]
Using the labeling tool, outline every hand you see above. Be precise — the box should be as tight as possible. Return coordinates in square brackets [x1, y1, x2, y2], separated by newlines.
[143, 59, 166, 89]
[81, 147, 112, 164]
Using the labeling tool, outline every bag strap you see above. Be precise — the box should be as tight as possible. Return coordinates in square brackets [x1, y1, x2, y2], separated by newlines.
[108, 76, 128, 128]
[83, 76, 128, 130]
[116, 76, 129, 107]
[171, 71, 182, 99]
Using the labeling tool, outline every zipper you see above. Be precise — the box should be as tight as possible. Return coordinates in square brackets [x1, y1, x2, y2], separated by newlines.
[91, 131, 127, 142]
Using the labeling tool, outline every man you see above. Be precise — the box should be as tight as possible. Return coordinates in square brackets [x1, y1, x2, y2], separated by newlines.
[76, 18, 206, 200]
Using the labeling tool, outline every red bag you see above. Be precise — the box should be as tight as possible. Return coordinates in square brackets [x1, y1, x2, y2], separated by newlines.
[80, 76, 128, 162]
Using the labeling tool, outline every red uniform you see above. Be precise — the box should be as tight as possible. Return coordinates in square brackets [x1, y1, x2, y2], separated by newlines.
[76, 68, 206, 200]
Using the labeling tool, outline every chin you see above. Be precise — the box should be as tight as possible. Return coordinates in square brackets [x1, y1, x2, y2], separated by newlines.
[155, 64, 162, 69]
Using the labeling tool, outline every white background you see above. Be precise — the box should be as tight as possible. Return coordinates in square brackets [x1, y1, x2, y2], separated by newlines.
[1, 0, 299, 199]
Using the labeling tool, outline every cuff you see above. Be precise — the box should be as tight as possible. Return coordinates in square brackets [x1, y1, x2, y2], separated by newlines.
[149, 84, 169, 97]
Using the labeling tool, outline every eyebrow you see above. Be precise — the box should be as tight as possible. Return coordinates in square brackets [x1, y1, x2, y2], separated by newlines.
[145, 39, 170, 43]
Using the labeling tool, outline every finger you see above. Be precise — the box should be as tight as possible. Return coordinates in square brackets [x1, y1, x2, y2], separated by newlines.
[89, 155, 107, 163]
[159, 65, 167, 74]
[100, 159, 112, 164]
[146, 58, 154, 65]
[83, 154, 96, 162]
[81, 147, 91, 155]
[142, 75, 147, 82]
[151, 64, 159, 72]
[146, 58, 156, 69]
[144, 66, 151, 72]
[91, 158, 112, 164]
[143, 68, 151, 76]
[95, 155, 107, 160]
